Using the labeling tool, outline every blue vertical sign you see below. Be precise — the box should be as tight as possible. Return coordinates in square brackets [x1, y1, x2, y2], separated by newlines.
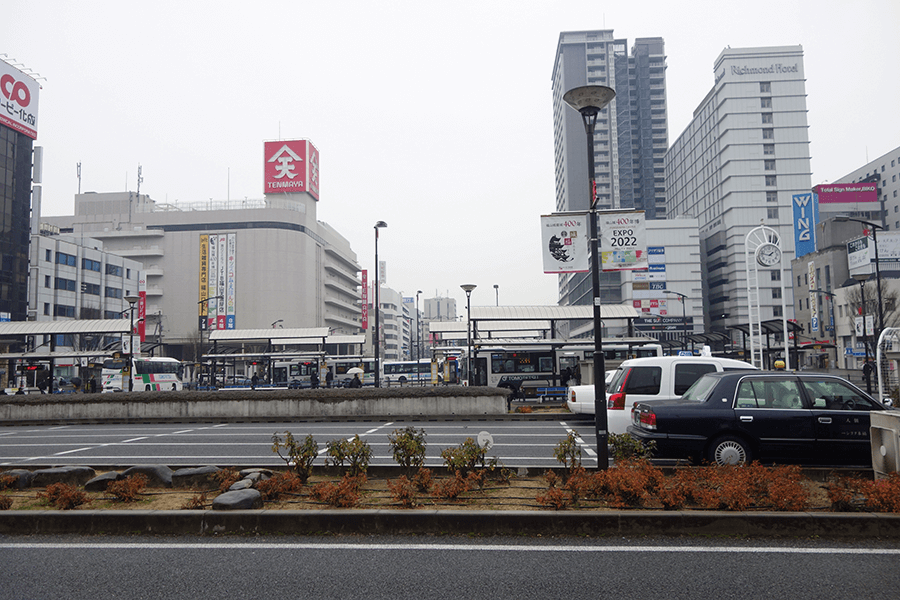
[793, 192, 819, 258]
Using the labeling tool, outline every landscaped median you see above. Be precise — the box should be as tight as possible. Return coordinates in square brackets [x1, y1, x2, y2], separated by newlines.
[0, 386, 510, 424]
[1, 429, 899, 538]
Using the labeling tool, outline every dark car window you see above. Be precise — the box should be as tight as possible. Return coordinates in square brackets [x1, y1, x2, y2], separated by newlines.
[624, 366, 661, 395]
[800, 379, 881, 411]
[681, 375, 719, 402]
[736, 379, 804, 409]
[673, 363, 718, 395]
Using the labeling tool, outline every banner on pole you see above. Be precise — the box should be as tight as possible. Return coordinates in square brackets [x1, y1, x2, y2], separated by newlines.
[600, 211, 648, 271]
[540, 214, 589, 273]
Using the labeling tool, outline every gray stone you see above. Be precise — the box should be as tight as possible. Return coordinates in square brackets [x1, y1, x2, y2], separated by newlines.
[228, 478, 253, 491]
[2, 469, 34, 490]
[239, 468, 273, 478]
[172, 466, 221, 489]
[122, 464, 174, 488]
[212, 488, 262, 510]
[31, 466, 96, 488]
[84, 471, 122, 492]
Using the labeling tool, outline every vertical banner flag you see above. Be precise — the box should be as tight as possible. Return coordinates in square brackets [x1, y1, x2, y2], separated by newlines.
[808, 261, 818, 332]
[540, 213, 589, 273]
[793, 192, 819, 259]
[600, 211, 648, 271]
[199, 234, 208, 332]
[226, 233, 236, 329]
[361, 270, 368, 330]
[207, 234, 218, 330]
[217, 234, 227, 330]
[138, 275, 146, 342]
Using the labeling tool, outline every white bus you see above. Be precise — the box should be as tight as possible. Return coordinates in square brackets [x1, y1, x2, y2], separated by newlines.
[272, 356, 376, 387]
[382, 359, 432, 386]
[101, 356, 184, 392]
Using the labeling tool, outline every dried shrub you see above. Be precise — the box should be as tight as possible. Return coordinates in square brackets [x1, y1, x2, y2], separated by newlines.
[37, 482, 90, 510]
[256, 471, 303, 503]
[0, 474, 17, 490]
[441, 437, 495, 478]
[432, 473, 470, 501]
[865, 473, 900, 513]
[387, 476, 417, 508]
[596, 459, 664, 508]
[552, 432, 582, 476]
[827, 472, 900, 513]
[272, 432, 319, 482]
[669, 463, 809, 511]
[536, 486, 575, 510]
[181, 493, 207, 509]
[388, 426, 427, 472]
[213, 467, 241, 492]
[0, 495, 11, 510]
[515, 406, 533, 413]
[309, 474, 367, 508]
[106, 473, 149, 503]
[325, 435, 372, 476]
[412, 467, 433, 492]
[543, 469, 561, 489]
[609, 432, 655, 462]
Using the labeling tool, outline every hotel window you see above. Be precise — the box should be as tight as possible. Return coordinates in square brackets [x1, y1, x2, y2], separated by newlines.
[761, 113, 773, 124]
[767, 191, 778, 203]
[763, 144, 775, 155]
[43, 303, 50, 316]
[773, 306, 783, 317]
[760, 82, 771, 93]
[771, 270, 781, 281]
[764, 160, 776, 171]
[767, 208, 779, 219]
[45, 249, 51, 262]
[761, 97, 772, 109]
[762, 128, 774, 140]
[765, 175, 777, 186]
[44, 275, 51, 288]
[772, 288, 782, 299]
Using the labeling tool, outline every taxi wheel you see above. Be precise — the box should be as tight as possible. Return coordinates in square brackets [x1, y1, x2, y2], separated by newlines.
[708, 435, 751, 466]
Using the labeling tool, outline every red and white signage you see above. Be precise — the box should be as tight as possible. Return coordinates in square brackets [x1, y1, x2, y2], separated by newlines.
[814, 182, 877, 204]
[263, 139, 320, 199]
[361, 270, 368, 330]
[138, 276, 146, 342]
[0, 59, 40, 139]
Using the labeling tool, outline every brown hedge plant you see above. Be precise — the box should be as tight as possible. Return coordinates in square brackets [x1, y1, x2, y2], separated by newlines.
[37, 482, 90, 510]
[106, 473, 149, 503]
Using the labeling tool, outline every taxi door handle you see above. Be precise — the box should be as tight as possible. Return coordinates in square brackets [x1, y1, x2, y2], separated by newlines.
[818, 417, 832, 424]
[740, 416, 753, 422]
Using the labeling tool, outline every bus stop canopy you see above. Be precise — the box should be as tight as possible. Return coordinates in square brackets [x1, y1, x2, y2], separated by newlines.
[208, 327, 330, 342]
[0, 319, 131, 337]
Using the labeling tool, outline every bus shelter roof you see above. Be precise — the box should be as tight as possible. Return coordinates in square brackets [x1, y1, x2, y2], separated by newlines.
[727, 319, 803, 336]
[468, 305, 640, 321]
[0, 319, 131, 337]
[208, 327, 330, 342]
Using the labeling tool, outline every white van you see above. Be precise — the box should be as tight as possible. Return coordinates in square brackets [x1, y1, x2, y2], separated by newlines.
[566, 355, 757, 434]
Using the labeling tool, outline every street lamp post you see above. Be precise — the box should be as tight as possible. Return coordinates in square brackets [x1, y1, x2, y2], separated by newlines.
[662, 289, 688, 352]
[563, 84, 616, 470]
[813, 288, 837, 367]
[461, 284, 476, 385]
[415, 290, 422, 362]
[845, 277, 872, 394]
[493, 284, 499, 307]
[125, 295, 140, 392]
[197, 296, 223, 390]
[374, 221, 387, 387]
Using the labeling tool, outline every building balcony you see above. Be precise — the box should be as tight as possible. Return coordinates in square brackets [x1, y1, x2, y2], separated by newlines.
[115, 246, 164, 258]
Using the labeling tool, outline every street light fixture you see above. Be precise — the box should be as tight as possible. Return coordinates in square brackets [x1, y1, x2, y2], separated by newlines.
[493, 284, 499, 307]
[844, 277, 872, 394]
[125, 294, 140, 392]
[374, 221, 387, 387]
[563, 84, 616, 471]
[461, 284, 476, 385]
[662, 289, 688, 352]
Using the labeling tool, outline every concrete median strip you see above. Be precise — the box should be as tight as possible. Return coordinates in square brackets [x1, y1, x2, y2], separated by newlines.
[0, 509, 898, 538]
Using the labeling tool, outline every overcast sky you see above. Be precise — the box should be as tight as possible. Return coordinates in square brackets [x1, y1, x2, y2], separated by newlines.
[4, 0, 898, 314]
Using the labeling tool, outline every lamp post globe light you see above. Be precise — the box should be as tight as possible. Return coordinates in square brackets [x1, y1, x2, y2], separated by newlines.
[125, 294, 141, 392]
[562, 84, 615, 470]
[374, 221, 387, 387]
[460, 284, 476, 386]
[662, 289, 688, 352]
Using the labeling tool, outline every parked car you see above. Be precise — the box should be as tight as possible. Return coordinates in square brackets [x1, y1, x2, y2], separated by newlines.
[566, 356, 757, 434]
[627, 371, 898, 466]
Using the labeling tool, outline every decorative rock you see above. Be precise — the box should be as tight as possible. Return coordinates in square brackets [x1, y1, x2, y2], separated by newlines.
[2, 469, 34, 490]
[228, 478, 253, 491]
[172, 466, 221, 489]
[31, 466, 96, 488]
[239, 468, 273, 479]
[122, 464, 174, 488]
[212, 488, 262, 510]
[84, 471, 122, 492]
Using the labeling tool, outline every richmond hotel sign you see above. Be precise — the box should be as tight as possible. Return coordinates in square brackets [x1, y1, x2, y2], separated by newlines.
[715, 63, 799, 84]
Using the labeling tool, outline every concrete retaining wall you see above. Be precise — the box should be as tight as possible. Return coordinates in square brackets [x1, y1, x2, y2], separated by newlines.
[0, 387, 509, 423]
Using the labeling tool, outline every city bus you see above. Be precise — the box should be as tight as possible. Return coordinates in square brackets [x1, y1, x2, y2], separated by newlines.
[272, 356, 376, 387]
[473, 339, 662, 397]
[101, 356, 184, 392]
[382, 359, 432, 386]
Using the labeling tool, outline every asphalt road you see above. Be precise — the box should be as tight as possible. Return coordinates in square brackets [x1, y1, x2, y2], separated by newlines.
[2, 535, 899, 599]
[0, 419, 601, 469]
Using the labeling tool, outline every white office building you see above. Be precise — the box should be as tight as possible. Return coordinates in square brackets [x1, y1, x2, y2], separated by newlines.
[666, 45, 811, 335]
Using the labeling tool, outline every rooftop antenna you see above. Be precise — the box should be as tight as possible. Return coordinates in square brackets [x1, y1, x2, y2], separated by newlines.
[76, 162, 81, 194]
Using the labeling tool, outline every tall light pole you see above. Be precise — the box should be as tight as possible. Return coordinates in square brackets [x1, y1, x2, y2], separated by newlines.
[461, 284, 476, 385]
[662, 289, 688, 352]
[493, 284, 499, 307]
[563, 84, 616, 470]
[813, 288, 837, 367]
[846, 277, 872, 394]
[415, 290, 422, 362]
[374, 221, 387, 387]
[125, 294, 140, 392]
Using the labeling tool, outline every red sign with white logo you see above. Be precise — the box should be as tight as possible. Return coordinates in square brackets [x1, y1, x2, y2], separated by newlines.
[264, 139, 320, 200]
[361, 270, 368, 330]
[0, 59, 40, 139]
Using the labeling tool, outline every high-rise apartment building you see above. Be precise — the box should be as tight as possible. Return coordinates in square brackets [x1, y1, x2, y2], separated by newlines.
[551, 30, 668, 308]
[666, 46, 811, 334]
